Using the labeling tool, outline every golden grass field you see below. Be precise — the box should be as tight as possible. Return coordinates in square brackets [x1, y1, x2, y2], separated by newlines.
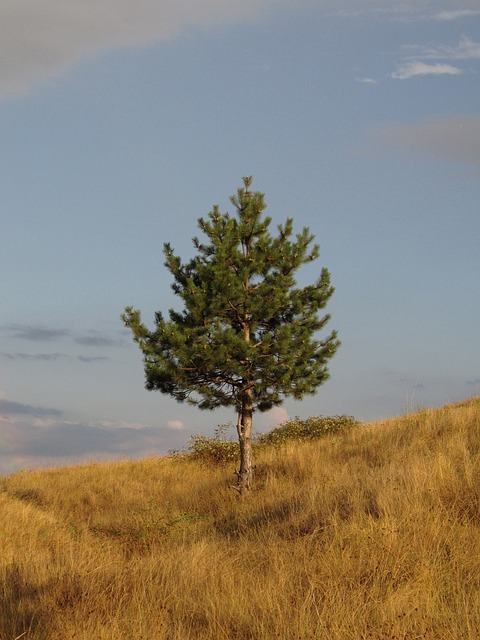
[1, 397, 480, 639]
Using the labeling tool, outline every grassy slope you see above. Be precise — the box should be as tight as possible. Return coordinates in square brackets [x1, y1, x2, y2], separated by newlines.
[1, 397, 480, 639]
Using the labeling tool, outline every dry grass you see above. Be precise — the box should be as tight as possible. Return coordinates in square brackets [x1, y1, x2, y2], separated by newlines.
[2, 397, 480, 639]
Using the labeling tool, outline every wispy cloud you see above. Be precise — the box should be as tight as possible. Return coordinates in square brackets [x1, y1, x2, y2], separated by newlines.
[4, 324, 70, 342]
[402, 35, 480, 61]
[390, 34, 480, 80]
[0, 399, 63, 418]
[98, 420, 151, 431]
[391, 62, 463, 79]
[3, 2, 477, 97]
[328, 3, 480, 23]
[74, 335, 118, 347]
[0, 414, 186, 475]
[0, 0, 294, 99]
[1, 352, 67, 361]
[434, 10, 480, 21]
[0, 326, 114, 361]
[356, 76, 378, 84]
[166, 419, 185, 431]
[367, 114, 480, 167]
[257, 406, 290, 430]
[1, 352, 109, 363]
[2, 324, 121, 348]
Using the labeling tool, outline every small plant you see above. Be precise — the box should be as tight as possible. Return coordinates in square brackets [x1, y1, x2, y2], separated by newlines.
[185, 423, 239, 465]
[257, 415, 359, 448]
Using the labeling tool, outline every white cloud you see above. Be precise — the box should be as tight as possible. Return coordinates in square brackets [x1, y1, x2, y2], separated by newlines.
[328, 1, 480, 22]
[368, 114, 480, 167]
[0, 398, 63, 418]
[391, 62, 462, 79]
[403, 35, 480, 61]
[0, 416, 185, 475]
[435, 9, 480, 21]
[0, 0, 293, 99]
[356, 77, 378, 84]
[3, 2, 478, 98]
[98, 419, 150, 430]
[257, 406, 289, 430]
[166, 419, 185, 430]
[32, 418, 71, 428]
[26, 417, 151, 431]
[391, 35, 480, 80]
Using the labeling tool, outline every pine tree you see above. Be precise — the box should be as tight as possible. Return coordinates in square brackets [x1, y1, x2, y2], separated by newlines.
[122, 177, 340, 493]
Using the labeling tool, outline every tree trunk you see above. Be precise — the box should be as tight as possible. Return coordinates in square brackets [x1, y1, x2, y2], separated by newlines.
[237, 236, 254, 494]
[236, 388, 253, 494]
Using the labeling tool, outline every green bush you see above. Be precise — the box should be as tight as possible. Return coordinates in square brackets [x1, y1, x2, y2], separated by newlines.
[257, 415, 359, 448]
[176, 415, 360, 465]
[184, 423, 239, 465]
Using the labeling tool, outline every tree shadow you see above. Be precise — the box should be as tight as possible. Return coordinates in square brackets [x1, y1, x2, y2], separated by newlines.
[1, 562, 55, 640]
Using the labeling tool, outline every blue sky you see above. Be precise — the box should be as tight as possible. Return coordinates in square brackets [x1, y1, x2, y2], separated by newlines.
[1, 0, 479, 475]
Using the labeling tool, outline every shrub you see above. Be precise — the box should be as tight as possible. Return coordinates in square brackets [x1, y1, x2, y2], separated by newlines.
[184, 423, 239, 465]
[257, 415, 359, 448]
[178, 415, 360, 465]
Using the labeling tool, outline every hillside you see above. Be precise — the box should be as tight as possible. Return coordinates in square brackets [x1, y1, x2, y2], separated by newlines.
[1, 397, 480, 639]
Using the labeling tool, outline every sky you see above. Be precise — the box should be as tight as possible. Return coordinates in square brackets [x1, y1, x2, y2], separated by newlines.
[1, 0, 479, 475]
